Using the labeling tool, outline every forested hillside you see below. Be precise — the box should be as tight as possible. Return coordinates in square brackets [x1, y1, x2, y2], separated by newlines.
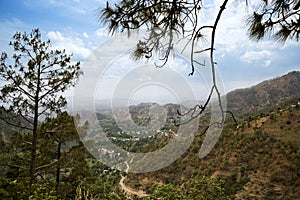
[1, 72, 300, 199]
[124, 102, 300, 199]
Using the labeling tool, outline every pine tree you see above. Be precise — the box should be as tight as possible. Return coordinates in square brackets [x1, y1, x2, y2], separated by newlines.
[0, 28, 82, 186]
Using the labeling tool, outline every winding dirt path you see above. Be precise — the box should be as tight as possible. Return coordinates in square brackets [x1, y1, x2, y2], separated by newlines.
[119, 161, 148, 198]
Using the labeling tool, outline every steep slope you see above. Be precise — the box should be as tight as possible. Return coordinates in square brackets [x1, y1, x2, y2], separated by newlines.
[226, 71, 300, 115]
[123, 103, 300, 199]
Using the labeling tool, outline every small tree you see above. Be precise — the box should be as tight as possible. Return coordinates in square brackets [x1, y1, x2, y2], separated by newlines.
[151, 183, 186, 200]
[40, 112, 89, 193]
[187, 176, 230, 200]
[0, 29, 82, 186]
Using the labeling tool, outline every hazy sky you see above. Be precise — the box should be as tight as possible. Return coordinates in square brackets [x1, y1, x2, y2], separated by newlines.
[0, 0, 299, 106]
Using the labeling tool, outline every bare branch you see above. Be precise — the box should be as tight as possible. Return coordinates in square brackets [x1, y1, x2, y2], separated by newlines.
[0, 163, 27, 170]
[194, 48, 214, 54]
[36, 159, 58, 171]
[0, 115, 33, 131]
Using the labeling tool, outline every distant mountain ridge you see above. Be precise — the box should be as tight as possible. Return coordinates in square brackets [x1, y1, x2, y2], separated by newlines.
[226, 71, 300, 115]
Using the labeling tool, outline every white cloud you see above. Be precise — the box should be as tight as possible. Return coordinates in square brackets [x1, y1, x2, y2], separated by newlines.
[215, 2, 253, 50]
[83, 32, 89, 38]
[47, 31, 91, 59]
[240, 50, 272, 66]
[264, 60, 272, 67]
[95, 27, 109, 37]
[194, 0, 254, 60]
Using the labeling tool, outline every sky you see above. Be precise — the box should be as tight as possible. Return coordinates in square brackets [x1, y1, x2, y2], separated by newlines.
[0, 0, 299, 107]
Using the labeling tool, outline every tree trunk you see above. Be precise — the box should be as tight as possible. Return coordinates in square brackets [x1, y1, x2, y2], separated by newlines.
[29, 103, 38, 187]
[55, 141, 61, 191]
[29, 64, 41, 187]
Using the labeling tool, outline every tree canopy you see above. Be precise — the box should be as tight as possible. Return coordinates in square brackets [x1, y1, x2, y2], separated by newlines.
[0, 28, 82, 186]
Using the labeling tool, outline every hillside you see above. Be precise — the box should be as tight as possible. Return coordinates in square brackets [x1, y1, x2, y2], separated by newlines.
[226, 71, 300, 116]
[115, 71, 300, 199]
[122, 101, 300, 199]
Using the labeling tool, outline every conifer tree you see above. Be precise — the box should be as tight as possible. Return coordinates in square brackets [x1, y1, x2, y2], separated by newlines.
[0, 28, 82, 186]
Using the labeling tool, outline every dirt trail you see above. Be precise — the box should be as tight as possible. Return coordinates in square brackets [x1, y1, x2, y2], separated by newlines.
[119, 161, 148, 198]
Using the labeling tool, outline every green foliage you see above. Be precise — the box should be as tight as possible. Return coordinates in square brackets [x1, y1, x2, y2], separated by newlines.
[0, 28, 82, 185]
[187, 176, 230, 200]
[0, 111, 123, 199]
[38, 112, 91, 198]
[0, 28, 82, 119]
[150, 183, 185, 200]
[123, 102, 300, 199]
[222, 172, 250, 198]
[0, 178, 22, 199]
[29, 184, 57, 200]
[40, 111, 82, 149]
[0, 42, 299, 200]
[148, 177, 230, 200]
[0, 104, 300, 199]
[0, 178, 56, 199]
